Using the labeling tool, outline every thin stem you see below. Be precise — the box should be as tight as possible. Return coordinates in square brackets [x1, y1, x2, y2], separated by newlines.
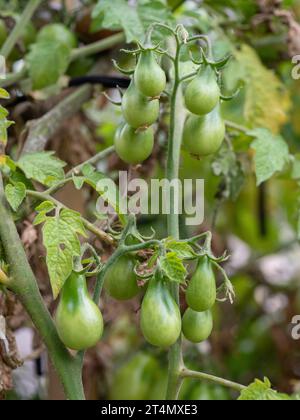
[0, 0, 42, 59]
[225, 120, 249, 133]
[71, 33, 125, 61]
[165, 36, 186, 400]
[26, 189, 114, 246]
[67, 146, 115, 177]
[0, 67, 27, 88]
[180, 369, 246, 393]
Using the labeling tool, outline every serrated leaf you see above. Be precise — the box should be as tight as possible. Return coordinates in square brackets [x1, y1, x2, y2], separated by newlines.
[4, 183, 26, 211]
[248, 128, 290, 185]
[160, 252, 187, 284]
[18, 152, 66, 187]
[238, 378, 292, 401]
[91, 0, 173, 42]
[27, 40, 71, 90]
[42, 209, 87, 298]
[33, 211, 49, 226]
[165, 238, 195, 260]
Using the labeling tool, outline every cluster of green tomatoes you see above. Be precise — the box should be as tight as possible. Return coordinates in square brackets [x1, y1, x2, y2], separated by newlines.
[55, 253, 217, 351]
[114, 47, 166, 165]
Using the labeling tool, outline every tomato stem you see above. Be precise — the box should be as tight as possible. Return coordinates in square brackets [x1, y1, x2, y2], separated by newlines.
[180, 369, 246, 393]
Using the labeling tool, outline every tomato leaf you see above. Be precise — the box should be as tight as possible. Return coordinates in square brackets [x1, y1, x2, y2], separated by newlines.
[164, 238, 195, 260]
[42, 209, 87, 298]
[4, 182, 26, 211]
[238, 378, 293, 400]
[27, 40, 71, 90]
[17, 152, 66, 187]
[248, 128, 290, 185]
[160, 252, 187, 284]
[91, 0, 174, 42]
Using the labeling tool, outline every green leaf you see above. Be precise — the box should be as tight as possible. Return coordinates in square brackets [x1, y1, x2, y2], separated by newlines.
[27, 40, 71, 90]
[4, 183, 26, 211]
[238, 378, 293, 401]
[18, 152, 66, 187]
[0, 88, 10, 99]
[160, 252, 187, 284]
[72, 175, 85, 190]
[248, 128, 290, 185]
[42, 209, 87, 298]
[164, 238, 195, 260]
[35, 201, 56, 213]
[92, 0, 173, 42]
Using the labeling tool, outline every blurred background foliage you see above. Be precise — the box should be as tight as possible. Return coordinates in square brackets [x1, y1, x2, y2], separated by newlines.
[1, 0, 300, 400]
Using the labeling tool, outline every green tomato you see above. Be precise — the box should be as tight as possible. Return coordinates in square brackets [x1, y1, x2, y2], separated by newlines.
[182, 104, 225, 157]
[37, 23, 77, 49]
[140, 276, 181, 347]
[0, 20, 7, 47]
[135, 50, 166, 97]
[186, 256, 216, 312]
[56, 272, 103, 351]
[185, 65, 220, 115]
[182, 308, 213, 343]
[114, 123, 154, 165]
[110, 352, 159, 400]
[121, 79, 160, 128]
[104, 254, 140, 300]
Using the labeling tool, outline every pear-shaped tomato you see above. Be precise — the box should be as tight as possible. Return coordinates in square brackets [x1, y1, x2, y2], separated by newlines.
[56, 272, 103, 351]
[185, 65, 220, 115]
[104, 255, 140, 300]
[186, 257, 216, 312]
[110, 352, 159, 400]
[121, 79, 160, 128]
[114, 123, 154, 164]
[182, 104, 225, 157]
[182, 308, 213, 343]
[140, 276, 181, 347]
[135, 50, 166, 97]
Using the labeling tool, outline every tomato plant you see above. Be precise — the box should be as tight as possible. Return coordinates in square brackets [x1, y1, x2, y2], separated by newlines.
[0, 0, 296, 403]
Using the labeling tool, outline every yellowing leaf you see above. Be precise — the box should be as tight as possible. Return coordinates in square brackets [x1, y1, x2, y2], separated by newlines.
[234, 45, 291, 134]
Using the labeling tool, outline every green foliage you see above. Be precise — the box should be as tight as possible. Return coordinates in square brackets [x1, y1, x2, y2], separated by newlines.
[39, 208, 87, 298]
[17, 152, 66, 186]
[91, 0, 174, 42]
[160, 251, 187, 284]
[239, 378, 293, 401]
[248, 128, 290, 185]
[4, 182, 26, 211]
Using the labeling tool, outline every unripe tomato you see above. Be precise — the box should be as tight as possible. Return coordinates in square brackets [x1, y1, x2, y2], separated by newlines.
[110, 352, 159, 400]
[37, 23, 77, 49]
[186, 256, 216, 312]
[56, 272, 103, 351]
[104, 255, 140, 300]
[114, 123, 154, 165]
[185, 65, 220, 115]
[182, 308, 213, 343]
[121, 79, 160, 128]
[135, 50, 166, 97]
[182, 104, 225, 157]
[140, 276, 181, 347]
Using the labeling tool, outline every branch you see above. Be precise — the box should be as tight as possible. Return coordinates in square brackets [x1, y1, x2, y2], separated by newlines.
[0, 0, 42, 58]
[26, 189, 115, 246]
[21, 85, 93, 156]
[180, 368, 246, 393]
[225, 120, 249, 133]
[66, 146, 115, 177]
[71, 33, 125, 61]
